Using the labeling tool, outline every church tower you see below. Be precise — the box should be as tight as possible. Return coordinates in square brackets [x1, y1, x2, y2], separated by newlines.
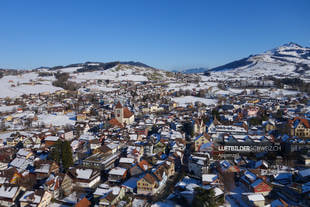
[115, 101, 124, 124]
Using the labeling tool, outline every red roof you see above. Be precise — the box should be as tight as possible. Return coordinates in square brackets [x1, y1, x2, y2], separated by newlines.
[143, 173, 156, 184]
[253, 181, 272, 193]
[115, 101, 123, 109]
[138, 160, 152, 171]
[75, 198, 91, 207]
[109, 118, 123, 128]
[289, 117, 310, 128]
[123, 107, 133, 118]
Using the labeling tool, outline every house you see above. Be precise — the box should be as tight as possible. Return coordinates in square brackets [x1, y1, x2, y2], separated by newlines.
[16, 149, 33, 159]
[108, 167, 127, 183]
[44, 136, 59, 147]
[99, 186, 125, 207]
[264, 119, 276, 132]
[42, 173, 61, 197]
[132, 198, 148, 207]
[0, 185, 21, 207]
[6, 137, 18, 147]
[82, 151, 120, 170]
[194, 133, 211, 152]
[69, 168, 101, 188]
[188, 155, 208, 178]
[118, 157, 135, 169]
[163, 159, 175, 177]
[153, 165, 168, 190]
[129, 160, 152, 177]
[242, 193, 265, 207]
[38, 191, 53, 207]
[202, 174, 219, 185]
[19, 190, 52, 207]
[137, 173, 158, 195]
[289, 117, 310, 138]
[250, 179, 272, 196]
[34, 161, 59, 180]
[60, 173, 74, 197]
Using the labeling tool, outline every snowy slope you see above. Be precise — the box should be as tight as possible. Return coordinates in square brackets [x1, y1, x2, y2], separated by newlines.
[0, 72, 62, 98]
[0, 63, 177, 98]
[68, 64, 174, 83]
[210, 42, 310, 78]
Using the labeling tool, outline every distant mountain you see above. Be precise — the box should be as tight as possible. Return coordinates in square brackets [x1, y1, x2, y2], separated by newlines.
[179, 67, 209, 74]
[210, 42, 310, 77]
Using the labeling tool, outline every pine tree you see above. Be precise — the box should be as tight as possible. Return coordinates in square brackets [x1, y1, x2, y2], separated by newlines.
[192, 187, 217, 207]
[62, 140, 73, 172]
[50, 140, 73, 172]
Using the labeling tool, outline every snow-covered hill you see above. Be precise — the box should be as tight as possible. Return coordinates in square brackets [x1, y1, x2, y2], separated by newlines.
[0, 62, 179, 98]
[210, 42, 310, 78]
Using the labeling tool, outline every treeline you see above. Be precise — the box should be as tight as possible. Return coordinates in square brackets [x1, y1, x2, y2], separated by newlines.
[49, 140, 73, 172]
[271, 77, 310, 94]
[38, 72, 53, 77]
[75, 62, 119, 73]
[52, 72, 80, 91]
[174, 88, 208, 98]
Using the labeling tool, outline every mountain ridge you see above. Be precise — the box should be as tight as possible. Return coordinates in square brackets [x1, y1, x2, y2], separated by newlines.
[209, 42, 310, 77]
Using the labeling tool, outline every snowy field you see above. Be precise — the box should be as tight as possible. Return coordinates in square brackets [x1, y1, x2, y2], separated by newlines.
[36, 114, 76, 126]
[172, 96, 217, 106]
[0, 72, 62, 98]
[0, 105, 19, 112]
[70, 66, 156, 83]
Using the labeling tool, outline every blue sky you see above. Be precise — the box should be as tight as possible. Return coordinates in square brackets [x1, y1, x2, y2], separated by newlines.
[0, 0, 309, 70]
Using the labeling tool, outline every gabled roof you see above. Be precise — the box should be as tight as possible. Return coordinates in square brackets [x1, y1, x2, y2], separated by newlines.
[109, 118, 123, 128]
[289, 117, 310, 128]
[115, 102, 123, 109]
[142, 173, 157, 185]
[123, 107, 133, 118]
[75, 197, 91, 207]
[138, 160, 152, 171]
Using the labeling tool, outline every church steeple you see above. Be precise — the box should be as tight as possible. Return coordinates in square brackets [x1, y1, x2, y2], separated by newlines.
[115, 101, 124, 123]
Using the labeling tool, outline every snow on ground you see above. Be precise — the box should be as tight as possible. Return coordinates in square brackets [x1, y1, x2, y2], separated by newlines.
[172, 96, 217, 106]
[36, 114, 75, 126]
[71, 66, 149, 83]
[0, 72, 62, 98]
[167, 82, 218, 92]
[83, 85, 118, 92]
[247, 88, 300, 97]
[55, 66, 82, 73]
[0, 105, 19, 112]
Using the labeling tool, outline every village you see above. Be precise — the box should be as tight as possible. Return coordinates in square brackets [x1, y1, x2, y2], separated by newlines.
[0, 69, 309, 207]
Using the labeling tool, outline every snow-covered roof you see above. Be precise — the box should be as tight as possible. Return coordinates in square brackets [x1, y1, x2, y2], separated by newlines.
[247, 193, 265, 201]
[45, 136, 59, 141]
[119, 157, 135, 164]
[76, 169, 93, 180]
[19, 191, 41, 203]
[202, 174, 217, 182]
[0, 185, 19, 199]
[10, 157, 33, 170]
[108, 167, 127, 176]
